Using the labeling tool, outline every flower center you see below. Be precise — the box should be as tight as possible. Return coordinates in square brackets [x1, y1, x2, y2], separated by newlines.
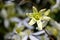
[33, 13, 41, 20]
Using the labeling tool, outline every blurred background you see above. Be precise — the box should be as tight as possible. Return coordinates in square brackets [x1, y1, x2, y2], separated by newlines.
[0, 0, 60, 40]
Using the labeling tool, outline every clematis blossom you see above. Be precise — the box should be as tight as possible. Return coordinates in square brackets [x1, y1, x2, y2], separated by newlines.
[26, 6, 51, 30]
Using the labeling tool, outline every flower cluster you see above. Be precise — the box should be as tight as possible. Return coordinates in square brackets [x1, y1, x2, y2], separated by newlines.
[0, 0, 60, 40]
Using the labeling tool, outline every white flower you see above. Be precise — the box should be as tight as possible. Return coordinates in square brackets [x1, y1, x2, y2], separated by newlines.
[22, 29, 39, 40]
[21, 29, 45, 40]
[26, 6, 51, 30]
[13, 18, 34, 36]
[4, 32, 20, 40]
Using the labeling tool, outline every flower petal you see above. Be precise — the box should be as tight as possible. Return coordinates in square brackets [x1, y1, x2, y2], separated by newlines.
[1, 9, 8, 18]
[29, 19, 36, 26]
[44, 9, 50, 16]
[15, 22, 22, 28]
[23, 17, 30, 22]
[4, 19, 10, 28]
[42, 20, 48, 27]
[39, 9, 46, 14]
[23, 20, 34, 29]
[37, 20, 43, 30]
[22, 36, 28, 40]
[44, 33, 49, 40]
[33, 6, 38, 14]
[43, 16, 51, 21]
[29, 35, 39, 40]
[32, 30, 45, 35]
[10, 17, 21, 23]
